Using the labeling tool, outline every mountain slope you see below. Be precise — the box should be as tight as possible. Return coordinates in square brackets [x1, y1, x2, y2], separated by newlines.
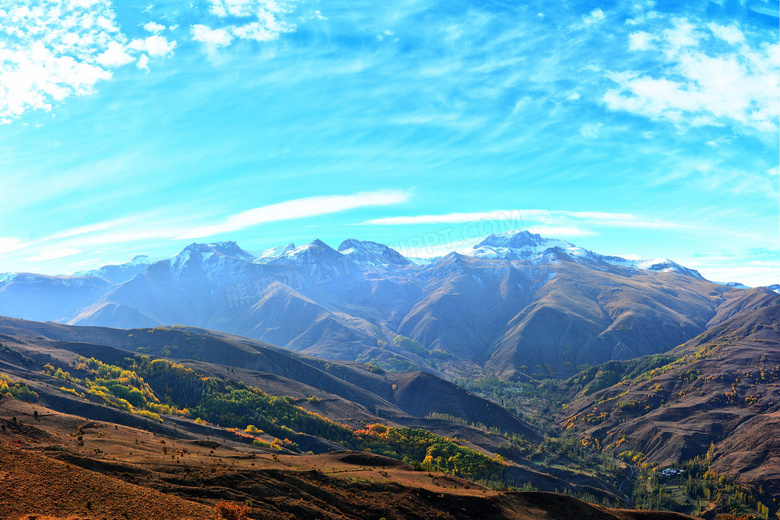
[75, 254, 153, 284]
[0, 316, 538, 440]
[561, 302, 780, 500]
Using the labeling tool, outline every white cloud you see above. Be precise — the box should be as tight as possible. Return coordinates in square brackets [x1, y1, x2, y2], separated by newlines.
[209, 0, 261, 17]
[363, 209, 688, 231]
[190, 0, 297, 49]
[233, 21, 286, 42]
[604, 18, 780, 131]
[128, 35, 176, 57]
[96, 41, 134, 67]
[50, 218, 129, 240]
[628, 31, 655, 51]
[143, 22, 167, 34]
[179, 190, 410, 239]
[707, 23, 745, 45]
[0, 2, 174, 123]
[25, 248, 82, 262]
[662, 18, 701, 50]
[136, 54, 150, 72]
[191, 24, 234, 47]
[580, 122, 603, 138]
[582, 9, 606, 26]
[0, 237, 27, 255]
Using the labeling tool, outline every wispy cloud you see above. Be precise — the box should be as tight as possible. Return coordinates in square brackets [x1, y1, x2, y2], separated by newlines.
[50, 219, 127, 240]
[0, 237, 27, 255]
[69, 258, 103, 268]
[363, 209, 689, 231]
[179, 191, 410, 239]
[25, 248, 81, 262]
[528, 226, 595, 237]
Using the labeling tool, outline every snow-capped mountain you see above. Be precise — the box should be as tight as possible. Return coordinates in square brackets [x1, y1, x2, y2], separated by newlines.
[599, 255, 704, 279]
[460, 230, 704, 278]
[721, 281, 750, 290]
[75, 254, 153, 285]
[462, 231, 575, 260]
[253, 243, 296, 263]
[2, 230, 775, 380]
[338, 239, 411, 266]
[768, 284, 780, 294]
[166, 241, 254, 279]
[267, 239, 345, 265]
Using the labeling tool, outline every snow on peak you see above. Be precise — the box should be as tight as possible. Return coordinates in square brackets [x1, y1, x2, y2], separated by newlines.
[722, 281, 750, 289]
[271, 239, 343, 265]
[208, 241, 254, 261]
[178, 241, 253, 262]
[254, 243, 296, 263]
[464, 230, 574, 260]
[338, 239, 410, 266]
[74, 254, 154, 284]
[477, 230, 572, 250]
[603, 256, 704, 279]
[126, 254, 150, 266]
[460, 230, 704, 279]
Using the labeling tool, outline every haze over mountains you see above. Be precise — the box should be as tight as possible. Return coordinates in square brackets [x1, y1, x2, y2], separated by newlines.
[1, 231, 777, 381]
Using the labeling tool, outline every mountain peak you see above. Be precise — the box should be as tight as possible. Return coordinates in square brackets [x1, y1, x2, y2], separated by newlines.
[254, 243, 296, 263]
[464, 230, 574, 261]
[477, 230, 572, 250]
[73, 254, 154, 285]
[270, 239, 343, 264]
[338, 239, 410, 266]
[181, 241, 253, 261]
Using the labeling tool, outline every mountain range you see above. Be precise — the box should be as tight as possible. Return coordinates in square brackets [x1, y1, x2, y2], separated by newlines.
[1, 230, 777, 380]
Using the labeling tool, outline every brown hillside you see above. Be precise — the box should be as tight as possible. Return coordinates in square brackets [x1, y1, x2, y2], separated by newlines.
[0, 398, 695, 520]
[563, 304, 780, 497]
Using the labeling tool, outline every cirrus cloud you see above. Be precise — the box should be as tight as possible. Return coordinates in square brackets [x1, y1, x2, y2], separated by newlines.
[362, 209, 690, 232]
[178, 190, 410, 239]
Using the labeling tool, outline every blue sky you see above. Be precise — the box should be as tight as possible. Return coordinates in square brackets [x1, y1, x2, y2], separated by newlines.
[0, 0, 778, 285]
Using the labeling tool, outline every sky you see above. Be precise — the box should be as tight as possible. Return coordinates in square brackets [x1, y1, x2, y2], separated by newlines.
[0, 0, 778, 286]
